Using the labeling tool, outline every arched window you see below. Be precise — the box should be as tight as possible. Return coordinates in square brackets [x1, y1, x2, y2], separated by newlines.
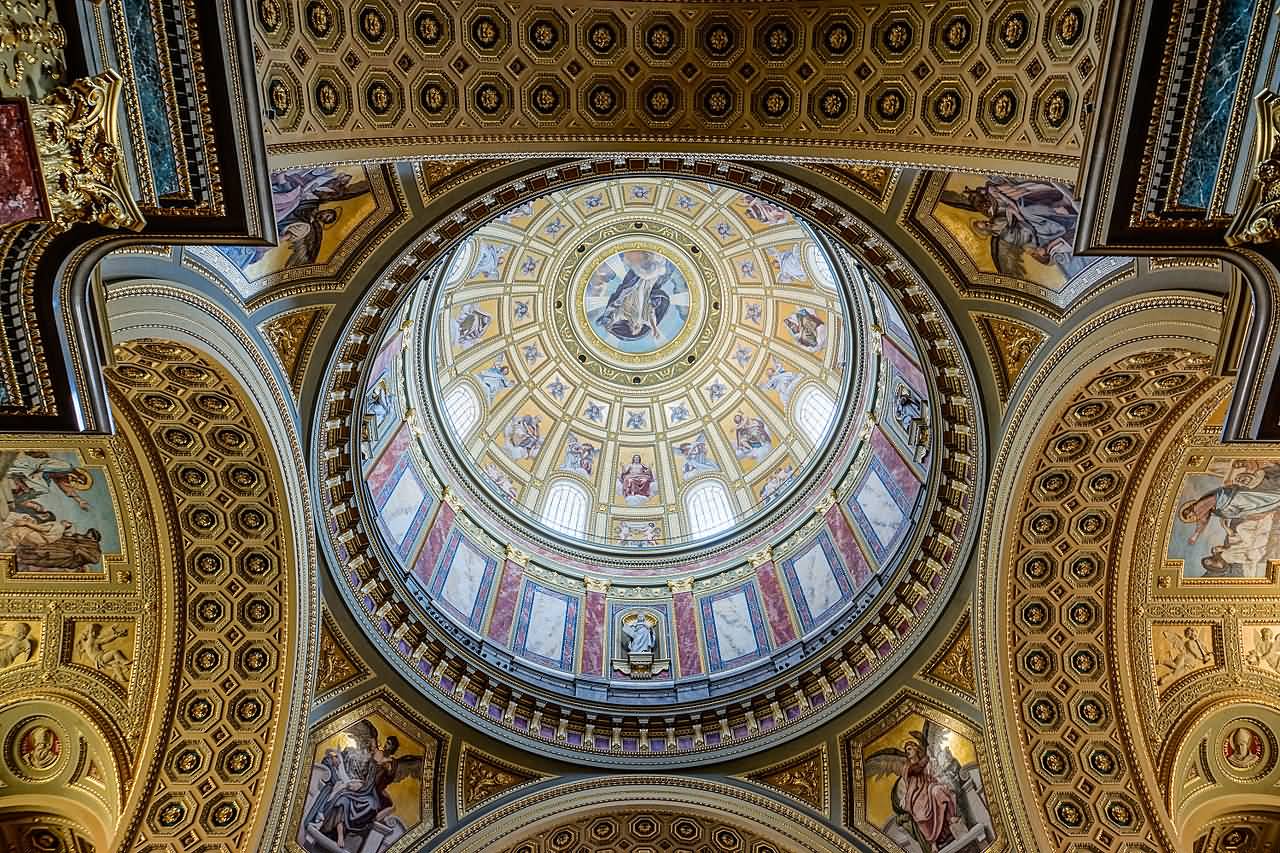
[542, 480, 590, 537]
[443, 383, 481, 438]
[795, 385, 836, 446]
[685, 479, 734, 538]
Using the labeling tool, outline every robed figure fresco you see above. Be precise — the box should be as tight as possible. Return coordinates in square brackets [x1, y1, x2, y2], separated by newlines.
[618, 454, 657, 503]
[1175, 459, 1280, 578]
[937, 176, 1086, 280]
[224, 167, 372, 270]
[587, 250, 688, 352]
[865, 722, 992, 853]
[303, 719, 424, 853]
[0, 451, 115, 573]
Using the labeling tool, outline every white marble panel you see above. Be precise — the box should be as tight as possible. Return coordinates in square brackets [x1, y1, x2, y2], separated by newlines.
[441, 539, 487, 618]
[792, 541, 840, 620]
[856, 469, 905, 548]
[382, 468, 425, 544]
[525, 588, 568, 661]
[712, 590, 758, 661]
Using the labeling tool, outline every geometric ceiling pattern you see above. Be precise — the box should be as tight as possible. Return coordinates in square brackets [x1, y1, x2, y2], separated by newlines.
[12, 0, 1280, 846]
[254, 0, 1101, 176]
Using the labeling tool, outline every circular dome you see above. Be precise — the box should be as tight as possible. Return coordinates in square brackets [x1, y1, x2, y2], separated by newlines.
[430, 179, 850, 550]
[319, 160, 981, 766]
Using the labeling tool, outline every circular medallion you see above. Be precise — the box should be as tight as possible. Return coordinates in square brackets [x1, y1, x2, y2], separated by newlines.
[9, 716, 65, 780]
[581, 248, 693, 356]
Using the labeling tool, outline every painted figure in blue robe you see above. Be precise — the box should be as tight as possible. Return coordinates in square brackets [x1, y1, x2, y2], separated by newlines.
[223, 167, 371, 271]
[1180, 462, 1280, 545]
[939, 176, 1087, 280]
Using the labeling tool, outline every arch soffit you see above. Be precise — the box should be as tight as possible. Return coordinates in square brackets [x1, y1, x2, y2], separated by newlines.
[976, 293, 1225, 852]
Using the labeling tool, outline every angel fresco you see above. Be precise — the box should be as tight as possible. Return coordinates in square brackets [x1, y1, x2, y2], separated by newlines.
[937, 176, 1087, 282]
[302, 718, 424, 853]
[222, 167, 372, 271]
[864, 722, 992, 853]
[0, 451, 117, 573]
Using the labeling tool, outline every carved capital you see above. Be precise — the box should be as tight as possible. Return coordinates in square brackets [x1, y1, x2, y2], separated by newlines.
[29, 70, 144, 232]
[747, 546, 773, 568]
[504, 543, 529, 567]
[667, 577, 694, 594]
[1228, 90, 1280, 246]
[583, 576, 609, 593]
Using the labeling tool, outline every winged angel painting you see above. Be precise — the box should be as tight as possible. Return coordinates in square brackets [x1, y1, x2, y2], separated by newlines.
[863, 718, 994, 853]
[935, 175, 1089, 288]
[301, 717, 426, 853]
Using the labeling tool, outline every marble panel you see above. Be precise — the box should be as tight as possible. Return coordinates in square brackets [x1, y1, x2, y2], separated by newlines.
[848, 457, 912, 560]
[700, 584, 769, 672]
[513, 582, 578, 670]
[427, 531, 496, 630]
[781, 531, 852, 630]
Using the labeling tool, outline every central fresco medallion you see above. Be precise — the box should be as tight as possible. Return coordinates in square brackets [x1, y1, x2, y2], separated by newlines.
[581, 247, 693, 358]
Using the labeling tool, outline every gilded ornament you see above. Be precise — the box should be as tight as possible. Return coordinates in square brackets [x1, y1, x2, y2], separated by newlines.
[744, 745, 827, 811]
[1227, 90, 1280, 246]
[922, 613, 976, 696]
[28, 70, 144, 231]
[0, 0, 66, 94]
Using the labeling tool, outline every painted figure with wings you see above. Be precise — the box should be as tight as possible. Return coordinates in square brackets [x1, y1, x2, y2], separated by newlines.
[224, 167, 371, 271]
[864, 722, 989, 853]
[937, 176, 1086, 282]
[303, 718, 423, 852]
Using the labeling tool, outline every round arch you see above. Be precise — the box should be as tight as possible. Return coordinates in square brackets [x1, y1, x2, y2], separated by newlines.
[434, 777, 858, 853]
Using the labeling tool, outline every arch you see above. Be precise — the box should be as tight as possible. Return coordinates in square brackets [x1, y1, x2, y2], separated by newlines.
[435, 778, 857, 853]
[443, 382, 482, 438]
[794, 384, 836, 446]
[684, 479, 734, 538]
[541, 479, 590, 538]
[102, 283, 316, 852]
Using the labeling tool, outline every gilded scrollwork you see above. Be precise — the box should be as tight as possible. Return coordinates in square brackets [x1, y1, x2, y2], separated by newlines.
[1227, 91, 1280, 247]
[28, 70, 143, 232]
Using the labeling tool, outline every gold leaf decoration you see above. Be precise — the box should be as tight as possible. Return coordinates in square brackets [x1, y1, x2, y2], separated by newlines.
[973, 313, 1048, 404]
[921, 611, 977, 699]
[743, 744, 828, 812]
[316, 611, 364, 696]
[260, 306, 329, 397]
[458, 745, 545, 816]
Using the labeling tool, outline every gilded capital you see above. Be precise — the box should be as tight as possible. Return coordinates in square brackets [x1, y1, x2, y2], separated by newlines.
[667, 577, 694, 594]
[30, 70, 145, 231]
[1228, 90, 1280, 246]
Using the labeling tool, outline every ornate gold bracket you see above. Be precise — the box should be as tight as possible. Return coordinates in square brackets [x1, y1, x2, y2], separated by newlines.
[1227, 90, 1280, 246]
[29, 70, 145, 232]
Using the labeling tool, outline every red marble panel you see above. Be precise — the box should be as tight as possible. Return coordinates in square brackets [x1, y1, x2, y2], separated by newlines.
[870, 426, 922, 501]
[367, 422, 413, 495]
[825, 504, 873, 586]
[486, 558, 524, 647]
[579, 589, 607, 676]
[754, 561, 797, 646]
[411, 501, 455, 585]
[672, 590, 703, 677]
[0, 101, 46, 226]
[883, 335, 927, 394]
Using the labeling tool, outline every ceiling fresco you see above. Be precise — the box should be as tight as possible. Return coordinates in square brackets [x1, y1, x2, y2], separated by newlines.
[430, 178, 853, 547]
[312, 158, 981, 768]
[8, 0, 1280, 849]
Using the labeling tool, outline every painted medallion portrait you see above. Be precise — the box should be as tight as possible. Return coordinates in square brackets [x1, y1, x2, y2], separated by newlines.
[584, 250, 690, 355]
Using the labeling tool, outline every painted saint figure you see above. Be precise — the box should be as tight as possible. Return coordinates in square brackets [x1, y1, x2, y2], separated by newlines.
[618, 454, 657, 503]
[783, 308, 827, 352]
[594, 250, 676, 343]
[733, 414, 773, 461]
[451, 303, 492, 349]
[561, 434, 597, 477]
[303, 718, 424, 853]
[865, 723, 990, 853]
[1177, 460, 1280, 578]
[937, 176, 1086, 280]
[759, 358, 800, 405]
[674, 433, 719, 479]
[503, 415, 543, 462]
[476, 355, 514, 402]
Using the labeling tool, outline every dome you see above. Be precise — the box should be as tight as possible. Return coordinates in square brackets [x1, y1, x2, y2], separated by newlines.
[330, 160, 979, 765]
[429, 178, 851, 550]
